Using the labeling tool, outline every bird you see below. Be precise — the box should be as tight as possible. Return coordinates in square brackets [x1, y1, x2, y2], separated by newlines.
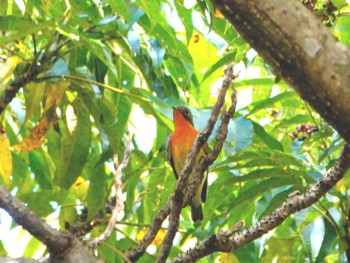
[168, 106, 208, 222]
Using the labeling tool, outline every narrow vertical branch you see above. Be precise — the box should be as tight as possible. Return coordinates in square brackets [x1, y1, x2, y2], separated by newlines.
[89, 133, 132, 248]
[185, 78, 237, 206]
[156, 64, 236, 263]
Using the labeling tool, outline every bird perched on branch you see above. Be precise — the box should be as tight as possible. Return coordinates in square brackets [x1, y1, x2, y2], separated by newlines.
[168, 106, 208, 222]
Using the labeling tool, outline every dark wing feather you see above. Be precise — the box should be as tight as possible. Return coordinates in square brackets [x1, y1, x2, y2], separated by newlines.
[201, 173, 208, 203]
[201, 143, 210, 203]
[168, 139, 178, 179]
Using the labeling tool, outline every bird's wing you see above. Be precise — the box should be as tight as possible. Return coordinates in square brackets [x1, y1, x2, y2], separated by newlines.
[168, 139, 178, 179]
[201, 143, 210, 203]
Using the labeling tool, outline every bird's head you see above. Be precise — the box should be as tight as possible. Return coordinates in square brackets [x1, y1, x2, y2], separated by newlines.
[173, 106, 194, 126]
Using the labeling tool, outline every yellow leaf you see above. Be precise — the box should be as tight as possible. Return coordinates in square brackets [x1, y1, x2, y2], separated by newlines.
[335, 177, 344, 192]
[14, 41, 31, 55]
[219, 252, 240, 263]
[136, 228, 167, 245]
[136, 229, 147, 241]
[0, 131, 12, 186]
[153, 229, 166, 245]
[71, 176, 89, 200]
[0, 56, 23, 84]
[336, 170, 350, 193]
[12, 116, 51, 152]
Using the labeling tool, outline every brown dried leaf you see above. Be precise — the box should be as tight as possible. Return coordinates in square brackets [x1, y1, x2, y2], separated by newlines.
[12, 116, 51, 152]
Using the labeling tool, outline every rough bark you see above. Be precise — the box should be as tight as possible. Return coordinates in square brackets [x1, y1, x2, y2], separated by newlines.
[0, 184, 102, 263]
[210, 0, 350, 143]
[170, 144, 350, 262]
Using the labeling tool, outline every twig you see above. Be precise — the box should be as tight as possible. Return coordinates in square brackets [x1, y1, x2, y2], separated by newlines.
[125, 197, 172, 261]
[89, 133, 132, 248]
[184, 75, 237, 207]
[156, 64, 237, 263]
[170, 144, 350, 262]
[0, 64, 35, 115]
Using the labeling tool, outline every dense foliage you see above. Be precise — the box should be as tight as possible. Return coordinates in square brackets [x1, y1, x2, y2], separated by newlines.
[0, 0, 350, 262]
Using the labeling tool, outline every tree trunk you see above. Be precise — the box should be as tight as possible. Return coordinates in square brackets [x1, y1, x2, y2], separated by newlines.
[210, 0, 350, 143]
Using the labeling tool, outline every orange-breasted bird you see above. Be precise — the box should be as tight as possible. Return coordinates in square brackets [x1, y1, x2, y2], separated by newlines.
[168, 106, 208, 222]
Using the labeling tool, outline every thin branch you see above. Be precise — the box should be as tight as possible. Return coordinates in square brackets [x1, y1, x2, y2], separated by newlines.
[36, 75, 150, 102]
[156, 64, 237, 263]
[125, 196, 172, 261]
[126, 64, 237, 262]
[170, 144, 350, 262]
[89, 133, 132, 248]
[184, 76, 237, 207]
[0, 64, 34, 115]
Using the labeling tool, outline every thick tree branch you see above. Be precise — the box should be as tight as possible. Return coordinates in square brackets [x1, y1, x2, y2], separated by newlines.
[210, 0, 350, 143]
[170, 144, 350, 262]
[0, 184, 101, 263]
[157, 64, 237, 263]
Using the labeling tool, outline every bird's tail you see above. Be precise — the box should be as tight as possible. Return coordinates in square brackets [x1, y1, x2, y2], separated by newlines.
[191, 204, 203, 222]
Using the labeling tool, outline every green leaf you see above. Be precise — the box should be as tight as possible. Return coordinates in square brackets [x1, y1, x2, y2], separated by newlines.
[224, 117, 254, 155]
[235, 77, 278, 88]
[0, 240, 6, 256]
[46, 129, 61, 166]
[215, 168, 295, 185]
[228, 177, 297, 212]
[98, 99, 119, 151]
[0, 17, 54, 46]
[107, 0, 130, 21]
[261, 236, 293, 262]
[257, 189, 292, 220]
[315, 218, 337, 263]
[18, 190, 55, 217]
[23, 81, 46, 124]
[174, 2, 193, 44]
[80, 35, 119, 79]
[274, 114, 314, 130]
[58, 194, 78, 231]
[252, 121, 284, 151]
[248, 91, 296, 116]
[96, 230, 119, 262]
[86, 161, 108, 221]
[332, 0, 347, 9]
[124, 149, 147, 213]
[54, 99, 91, 189]
[29, 150, 53, 189]
[23, 237, 43, 258]
[135, 0, 160, 26]
[201, 51, 236, 83]
[146, 151, 173, 220]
